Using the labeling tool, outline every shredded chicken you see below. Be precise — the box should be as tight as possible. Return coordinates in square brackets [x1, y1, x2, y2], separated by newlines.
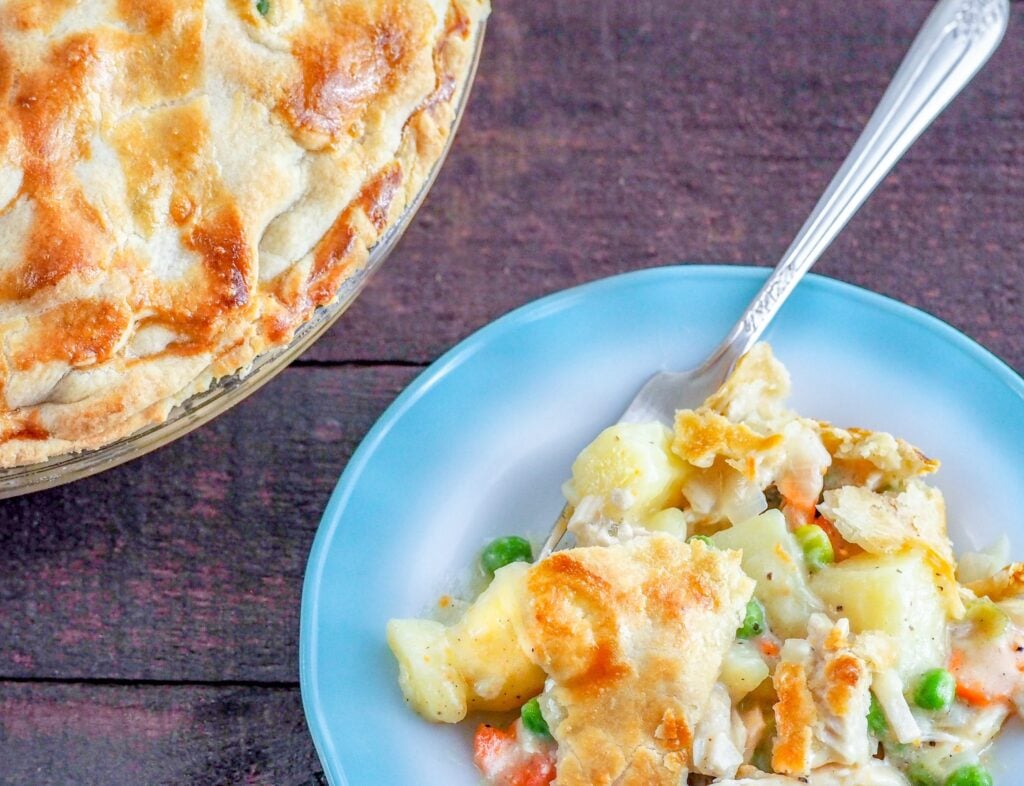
[772, 616, 874, 775]
[805, 616, 872, 766]
[692, 684, 746, 779]
[717, 759, 910, 784]
[565, 493, 643, 546]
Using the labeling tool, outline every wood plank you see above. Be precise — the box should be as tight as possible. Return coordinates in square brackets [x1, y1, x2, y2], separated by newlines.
[0, 682, 320, 786]
[0, 366, 419, 683]
[303, 0, 1024, 371]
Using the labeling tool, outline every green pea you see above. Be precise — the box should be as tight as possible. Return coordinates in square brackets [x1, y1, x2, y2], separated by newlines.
[481, 536, 533, 575]
[688, 534, 714, 547]
[913, 668, 956, 712]
[256, 0, 270, 14]
[906, 763, 939, 786]
[866, 692, 887, 736]
[520, 697, 551, 737]
[793, 524, 834, 571]
[736, 598, 766, 639]
[944, 764, 993, 786]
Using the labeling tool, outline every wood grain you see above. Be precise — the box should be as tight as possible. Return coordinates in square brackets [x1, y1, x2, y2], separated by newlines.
[4, 1, 1023, 783]
[0, 366, 418, 683]
[0, 682, 319, 786]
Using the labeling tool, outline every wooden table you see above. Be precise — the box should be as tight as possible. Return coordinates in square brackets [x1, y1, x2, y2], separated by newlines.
[2, 2, 1021, 783]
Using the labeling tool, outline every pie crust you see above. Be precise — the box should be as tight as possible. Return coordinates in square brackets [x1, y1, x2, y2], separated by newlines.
[0, 0, 489, 466]
[520, 535, 754, 785]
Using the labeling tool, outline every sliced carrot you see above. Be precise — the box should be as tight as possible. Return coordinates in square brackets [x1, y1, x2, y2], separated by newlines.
[956, 680, 998, 707]
[759, 639, 781, 657]
[777, 477, 813, 508]
[473, 723, 517, 775]
[781, 500, 816, 530]
[509, 754, 556, 786]
[949, 649, 1013, 707]
[812, 514, 862, 562]
[473, 723, 556, 786]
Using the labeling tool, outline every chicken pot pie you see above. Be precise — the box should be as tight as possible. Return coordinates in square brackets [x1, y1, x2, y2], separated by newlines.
[0, 0, 488, 467]
[389, 344, 1021, 786]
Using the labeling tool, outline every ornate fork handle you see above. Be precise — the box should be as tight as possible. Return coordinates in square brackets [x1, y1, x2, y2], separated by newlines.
[704, 0, 1009, 374]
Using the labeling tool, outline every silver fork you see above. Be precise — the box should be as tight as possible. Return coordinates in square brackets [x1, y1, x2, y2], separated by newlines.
[540, 0, 1010, 559]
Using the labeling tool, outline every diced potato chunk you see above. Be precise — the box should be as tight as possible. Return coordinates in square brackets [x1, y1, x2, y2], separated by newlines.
[386, 618, 468, 723]
[720, 641, 770, 702]
[387, 563, 546, 722]
[564, 422, 686, 521]
[643, 507, 688, 539]
[447, 562, 546, 711]
[810, 550, 949, 681]
[712, 509, 822, 638]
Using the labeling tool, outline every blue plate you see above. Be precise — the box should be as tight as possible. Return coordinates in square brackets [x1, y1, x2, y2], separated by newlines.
[300, 265, 1024, 785]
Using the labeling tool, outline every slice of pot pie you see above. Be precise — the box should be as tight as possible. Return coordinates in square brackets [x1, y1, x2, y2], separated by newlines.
[0, 0, 488, 466]
[387, 344, 1024, 785]
[389, 534, 755, 785]
[519, 536, 754, 786]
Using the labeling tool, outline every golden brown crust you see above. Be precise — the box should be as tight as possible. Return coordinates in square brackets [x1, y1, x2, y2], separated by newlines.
[519, 535, 754, 786]
[966, 563, 1024, 602]
[818, 423, 939, 487]
[771, 661, 816, 776]
[702, 341, 791, 422]
[0, 0, 489, 466]
[673, 409, 784, 469]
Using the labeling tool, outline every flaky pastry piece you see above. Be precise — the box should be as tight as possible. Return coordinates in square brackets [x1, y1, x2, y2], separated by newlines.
[667, 343, 941, 533]
[0, 0, 488, 466]
[965, 563, 1024, 602]
[518, 535, 754, 786]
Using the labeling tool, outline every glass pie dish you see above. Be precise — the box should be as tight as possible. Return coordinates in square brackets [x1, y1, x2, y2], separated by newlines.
[0, 23, 486, 500]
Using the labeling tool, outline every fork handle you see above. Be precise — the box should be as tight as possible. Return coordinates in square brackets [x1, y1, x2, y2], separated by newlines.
[698, 0, 1009, 376]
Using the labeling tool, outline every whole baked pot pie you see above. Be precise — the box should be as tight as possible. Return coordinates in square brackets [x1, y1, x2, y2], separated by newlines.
[0, 0, 488, 467]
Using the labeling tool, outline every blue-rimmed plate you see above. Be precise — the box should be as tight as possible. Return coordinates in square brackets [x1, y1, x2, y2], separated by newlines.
[300, 265, 1024, 785]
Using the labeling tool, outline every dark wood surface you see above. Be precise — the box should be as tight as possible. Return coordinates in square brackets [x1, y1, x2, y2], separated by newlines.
[3, 2, 1022, 783]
